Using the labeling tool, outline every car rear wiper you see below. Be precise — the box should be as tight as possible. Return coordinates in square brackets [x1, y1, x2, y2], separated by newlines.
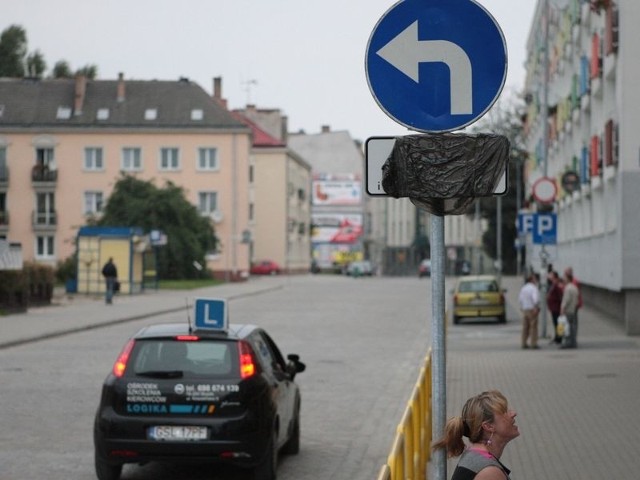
[135, 370, 184, 378]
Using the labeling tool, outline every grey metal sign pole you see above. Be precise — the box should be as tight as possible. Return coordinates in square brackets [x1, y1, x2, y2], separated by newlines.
[431, 213, 446, 480]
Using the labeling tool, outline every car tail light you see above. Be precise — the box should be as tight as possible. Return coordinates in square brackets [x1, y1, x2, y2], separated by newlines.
[453, 294, 458, 304]
[113, 339, 135, 378]
[499, 293, 505, 305]
[238, 341, 257, 379]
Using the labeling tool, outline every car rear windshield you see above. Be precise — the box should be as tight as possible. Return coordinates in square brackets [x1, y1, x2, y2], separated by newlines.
[458, 280, 499, 293]
[128, 339, 237, 378]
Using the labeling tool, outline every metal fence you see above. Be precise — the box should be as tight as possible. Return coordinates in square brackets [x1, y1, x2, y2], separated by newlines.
[377, 350, 433, 480]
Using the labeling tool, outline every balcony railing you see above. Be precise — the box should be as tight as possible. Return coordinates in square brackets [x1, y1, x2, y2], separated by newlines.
[31, 166, 58, 183]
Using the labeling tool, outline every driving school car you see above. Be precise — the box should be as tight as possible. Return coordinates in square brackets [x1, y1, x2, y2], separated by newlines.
[93, 320, 305, 480]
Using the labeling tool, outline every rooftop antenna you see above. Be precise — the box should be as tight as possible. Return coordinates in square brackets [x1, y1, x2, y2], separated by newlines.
[242, 79, 258, 105]
[185, 298, 192, 333]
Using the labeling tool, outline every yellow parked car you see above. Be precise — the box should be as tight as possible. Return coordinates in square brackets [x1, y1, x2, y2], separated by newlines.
[451, 275, 506, 324]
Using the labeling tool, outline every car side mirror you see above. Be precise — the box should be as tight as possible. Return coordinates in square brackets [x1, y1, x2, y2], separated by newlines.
[287, 354, 306, 378]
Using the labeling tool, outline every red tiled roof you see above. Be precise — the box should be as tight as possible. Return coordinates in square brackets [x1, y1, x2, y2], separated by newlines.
[231, 111, 285, 147]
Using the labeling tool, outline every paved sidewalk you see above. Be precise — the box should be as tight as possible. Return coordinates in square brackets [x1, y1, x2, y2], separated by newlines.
[444, 275, 640, 480]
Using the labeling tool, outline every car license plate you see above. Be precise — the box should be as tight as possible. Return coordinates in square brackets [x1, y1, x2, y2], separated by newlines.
[148, 425, 207, 441]
[470, 299, 490, 306]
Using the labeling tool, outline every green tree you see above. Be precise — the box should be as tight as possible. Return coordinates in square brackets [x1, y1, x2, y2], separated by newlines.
[52, 60, 73, 78]
[0, 25, 27, 77]
[97, 175, 218, 279]
[25, 49, 46, 77]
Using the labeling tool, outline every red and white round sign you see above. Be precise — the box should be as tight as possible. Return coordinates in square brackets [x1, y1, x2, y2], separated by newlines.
[532, 177, 557, 204]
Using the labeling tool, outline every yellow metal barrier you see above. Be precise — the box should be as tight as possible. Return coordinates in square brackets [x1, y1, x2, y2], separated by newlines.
[377, 350, 433, 480]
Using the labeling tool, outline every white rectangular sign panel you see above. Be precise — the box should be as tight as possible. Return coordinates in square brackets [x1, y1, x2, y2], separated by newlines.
[365, 137, 507, 196]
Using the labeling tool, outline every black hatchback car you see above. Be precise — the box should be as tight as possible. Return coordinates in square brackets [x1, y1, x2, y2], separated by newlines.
[94, 323, 305, 480]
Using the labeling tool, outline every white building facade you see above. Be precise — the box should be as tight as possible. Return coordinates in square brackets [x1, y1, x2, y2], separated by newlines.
[523, 0, 640, 333]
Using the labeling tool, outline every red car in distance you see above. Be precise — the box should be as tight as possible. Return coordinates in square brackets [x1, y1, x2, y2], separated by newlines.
[250, 260, 282, 275]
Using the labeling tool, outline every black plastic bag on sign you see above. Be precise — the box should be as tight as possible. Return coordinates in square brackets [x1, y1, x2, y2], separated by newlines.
[381, 133, 510, 216]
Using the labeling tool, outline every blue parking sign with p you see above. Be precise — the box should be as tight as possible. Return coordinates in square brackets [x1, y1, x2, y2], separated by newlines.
[194, 298, 228, 331]
[532, 213, 557, 245]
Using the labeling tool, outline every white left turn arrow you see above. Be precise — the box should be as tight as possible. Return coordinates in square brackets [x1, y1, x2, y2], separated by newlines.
[376, 21, 473, 115]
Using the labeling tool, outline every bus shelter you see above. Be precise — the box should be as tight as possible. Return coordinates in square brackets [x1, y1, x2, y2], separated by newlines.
[76, 226, 153, 295]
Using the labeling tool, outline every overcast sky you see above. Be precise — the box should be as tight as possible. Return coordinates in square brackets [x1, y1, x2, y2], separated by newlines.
[3, 0, 537, 142]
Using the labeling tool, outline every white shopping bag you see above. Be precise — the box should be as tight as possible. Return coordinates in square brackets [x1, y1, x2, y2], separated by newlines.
[557, 315, 570, 338]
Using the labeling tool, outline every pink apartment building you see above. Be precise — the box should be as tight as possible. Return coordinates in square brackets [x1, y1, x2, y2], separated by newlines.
[0, 74, 252, 280]
[234, 109, 312, 274]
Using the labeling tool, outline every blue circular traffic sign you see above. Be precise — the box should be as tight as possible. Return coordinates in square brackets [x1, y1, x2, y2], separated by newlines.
[365, 0, 508, 133]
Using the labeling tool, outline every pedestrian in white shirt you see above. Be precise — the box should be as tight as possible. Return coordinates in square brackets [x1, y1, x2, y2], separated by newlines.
[518, 273, 540, 349]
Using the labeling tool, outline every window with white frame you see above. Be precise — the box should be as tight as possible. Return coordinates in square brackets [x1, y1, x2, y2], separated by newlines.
[36, 235, 55, 259]
[122, 147, 142, 171]
[35, 192, 55, 225]
[160, 147, 180, 171]
[197, 147, 218, 171]
[84, 191, 104, 215]
[84, 147, 104, 170]
[198, 192, 218, 214]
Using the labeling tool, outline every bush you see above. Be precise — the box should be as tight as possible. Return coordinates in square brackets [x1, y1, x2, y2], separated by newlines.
[24, 262, 55, 305]
[55, 255, 77, 283]
[0, 263, 56, 312]
[0, 270, 29, 313]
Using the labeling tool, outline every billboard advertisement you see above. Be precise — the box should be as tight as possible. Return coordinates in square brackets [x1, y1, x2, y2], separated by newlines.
[313, 180, 362, 206]
[311, 214, 364, 270]
[311, 214, 363, 244]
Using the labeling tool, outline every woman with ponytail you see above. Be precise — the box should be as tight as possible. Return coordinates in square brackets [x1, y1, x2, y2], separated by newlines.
[432, 390, 519, 480]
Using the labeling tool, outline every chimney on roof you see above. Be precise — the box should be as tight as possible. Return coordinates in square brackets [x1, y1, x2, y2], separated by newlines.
[213, 77, 222, 98]
[213, 76, 227, 108]
[117, 72, 125, 103]
[321, 125, 331, 133]
[74, 75, 87, 116]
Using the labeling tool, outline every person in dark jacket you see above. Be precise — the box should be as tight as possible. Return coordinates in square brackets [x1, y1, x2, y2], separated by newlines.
[546, 271, 564, 344]
[432, 390, 518, 479]
[101, 257, 118, 304]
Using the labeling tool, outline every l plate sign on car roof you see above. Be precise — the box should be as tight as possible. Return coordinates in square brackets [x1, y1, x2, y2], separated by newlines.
[194, 298, 228, 331]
